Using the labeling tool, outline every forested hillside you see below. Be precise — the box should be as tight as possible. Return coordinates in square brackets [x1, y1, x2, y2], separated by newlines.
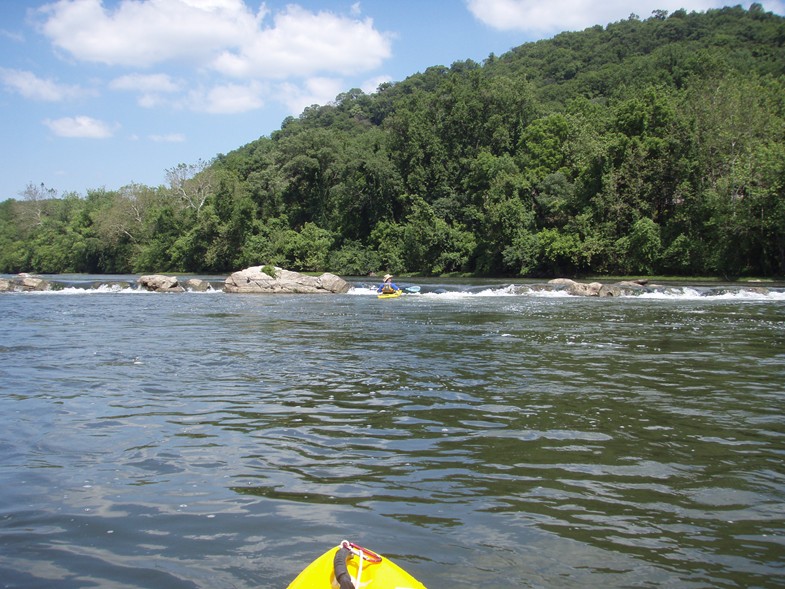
[2, 5, 784, 278]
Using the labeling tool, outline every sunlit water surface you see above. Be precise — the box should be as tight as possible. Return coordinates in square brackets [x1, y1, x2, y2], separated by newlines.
[1, 277, 783, 588]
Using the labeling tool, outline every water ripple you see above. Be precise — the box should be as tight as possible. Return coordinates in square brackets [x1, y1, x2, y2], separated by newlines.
[1, 291, 783, 587]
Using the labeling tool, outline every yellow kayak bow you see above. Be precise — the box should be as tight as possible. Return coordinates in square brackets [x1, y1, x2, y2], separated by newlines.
[287, 540, 426, 589]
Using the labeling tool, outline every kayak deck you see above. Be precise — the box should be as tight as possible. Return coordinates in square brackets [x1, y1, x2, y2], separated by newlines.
[287, 542, 426, 589]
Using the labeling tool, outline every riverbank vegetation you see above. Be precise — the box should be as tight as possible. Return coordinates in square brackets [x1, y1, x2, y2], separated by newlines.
[1, 5, 784, 278]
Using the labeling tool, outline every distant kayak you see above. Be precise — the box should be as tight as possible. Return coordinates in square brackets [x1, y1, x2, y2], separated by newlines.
[287, 541, 426, 589]
[377, 289, 402, 299]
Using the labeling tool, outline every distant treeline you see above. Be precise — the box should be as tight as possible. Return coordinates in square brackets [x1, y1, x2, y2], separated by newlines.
[2, 5, 784, 278]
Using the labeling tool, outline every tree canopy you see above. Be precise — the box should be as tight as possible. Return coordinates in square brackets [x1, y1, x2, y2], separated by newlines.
[2, 6, 784, 278]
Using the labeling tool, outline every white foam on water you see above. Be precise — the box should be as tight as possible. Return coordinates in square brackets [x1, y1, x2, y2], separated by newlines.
[347, 287, 379, 296]
[26, 284, 221, 295]
[12, 280, 785, 301]
[637, 288, 785, 301]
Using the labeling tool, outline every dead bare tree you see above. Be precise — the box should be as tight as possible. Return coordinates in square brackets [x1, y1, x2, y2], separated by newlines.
[165, 159, 215, 214]
[19, 182, 58, 226]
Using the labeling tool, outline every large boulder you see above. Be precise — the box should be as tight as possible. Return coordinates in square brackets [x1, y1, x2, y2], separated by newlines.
[137, 275, 184, 292]
[549, 278, 659, 297]
[0, 274, 51, 292]
[184, 278, 212, 292]
[599, 281, 649, 297]
[548, 278, 603, 296]
[224, 266, 351, 294]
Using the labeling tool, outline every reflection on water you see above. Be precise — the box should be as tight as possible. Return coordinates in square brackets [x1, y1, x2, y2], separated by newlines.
[0, 286, 784, 588]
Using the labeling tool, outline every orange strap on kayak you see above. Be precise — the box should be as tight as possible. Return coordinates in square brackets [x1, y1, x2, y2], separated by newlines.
[334, 540, 383, 589]
[340, 540, 382, 563]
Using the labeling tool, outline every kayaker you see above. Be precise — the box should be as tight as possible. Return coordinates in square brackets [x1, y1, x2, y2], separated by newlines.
[377, 274, 399, 294]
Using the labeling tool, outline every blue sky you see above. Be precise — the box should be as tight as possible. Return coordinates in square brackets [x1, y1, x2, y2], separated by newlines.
[1, 0, 783, 201]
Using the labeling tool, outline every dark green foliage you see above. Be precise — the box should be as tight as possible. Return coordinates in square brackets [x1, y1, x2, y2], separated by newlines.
[2, 6, 784, 277]
[327, 240, 380, 276]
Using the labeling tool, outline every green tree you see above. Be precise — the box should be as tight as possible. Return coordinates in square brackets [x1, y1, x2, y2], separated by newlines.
[327, 240, 380, 275]
[536, 228, 585, 276]
[239, 216, 298, 268]
[330, 129, 404, 240]
[464, 151, 535, 274]
[286, 222, 335, 272]
[370, 220, 406, 274]
[401, 196, 475, 274]
[624, 217, 663, 274]
[276, 128, 345, 228]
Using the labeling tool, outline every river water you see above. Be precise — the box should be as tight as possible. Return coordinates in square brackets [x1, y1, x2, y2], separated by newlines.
[1, 276, 784, 588]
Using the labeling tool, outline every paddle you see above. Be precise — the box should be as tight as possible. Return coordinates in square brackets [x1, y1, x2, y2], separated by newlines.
[404, 286, 421, 293]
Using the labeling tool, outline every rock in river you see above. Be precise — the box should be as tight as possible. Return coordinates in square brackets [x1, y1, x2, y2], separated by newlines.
[224, 266, 350, 294]
[0, 274, 51, 292]
[137, 274, 184, 293]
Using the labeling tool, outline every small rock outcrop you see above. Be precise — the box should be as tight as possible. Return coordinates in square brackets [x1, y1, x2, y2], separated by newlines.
[0, 274, 51, 292]
[548, 278, 603, 297]
[184, 278, 212, 292]
[599, 281, 649, 297]
[548, 278, 658, 297]
[224, 266, 351, 294]
[137, 275, 184, 293]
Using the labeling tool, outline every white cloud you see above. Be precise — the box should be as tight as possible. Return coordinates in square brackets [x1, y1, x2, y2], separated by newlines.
[149, 133, 186, 142]
[1, 28, 25, 43]
[109, 73, 182, 107]
[32, 1, 393, 118]
[109, 73, 181, 93]
[0, 68, 89, 101]
[211, 5, 392, 78]
[189, 80, 266, 114]
[43, 115, 117, 138]
[465, 0, 730, 33]
[277, 77, 345, 115]
[361, 75, 392, 94]
[37, 0, 260, 67]
[37, 0, 392, 79]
